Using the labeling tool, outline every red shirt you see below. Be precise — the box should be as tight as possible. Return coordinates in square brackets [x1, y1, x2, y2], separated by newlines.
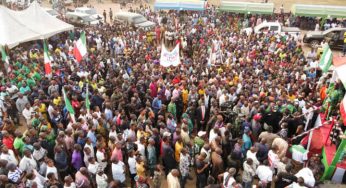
[3, 136, 14, 150]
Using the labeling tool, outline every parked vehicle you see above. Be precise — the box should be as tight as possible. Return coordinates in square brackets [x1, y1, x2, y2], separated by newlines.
[66, 12, 100, 27]
[50, 0, 73, 5]
[303, 27, 346, 49]
[242, 21, 301, 39]
[44, 8, 59, 18]
[114, 12, 155, 29]
[74, 7, 103, 22]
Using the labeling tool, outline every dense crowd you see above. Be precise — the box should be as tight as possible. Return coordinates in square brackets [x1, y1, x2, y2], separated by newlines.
[0, 3, 345, 188]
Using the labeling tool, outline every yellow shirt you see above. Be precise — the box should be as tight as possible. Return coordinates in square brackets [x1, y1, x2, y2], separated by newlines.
[344, 32, 346, 43]
[91, 83, 97, 90]
[38, 103, 47, 113]
[198, 89, 205, 95]
[53, 97, 61, 106]
[136, 162, 146, 177]
[79, 81, 84, 89]
[175, 142, 184, 162]
[287, 94, 296, 102]
[38, 103, 48, 120]
[182, 89, 188, 104]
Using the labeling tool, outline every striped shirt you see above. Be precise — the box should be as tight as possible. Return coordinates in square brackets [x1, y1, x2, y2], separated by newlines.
[8, 168, 22, 183]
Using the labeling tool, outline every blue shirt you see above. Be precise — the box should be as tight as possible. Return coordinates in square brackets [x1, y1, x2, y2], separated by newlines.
[152, 97, 162, 112]
[87, 131, 97, 147]
[105, 108, 113, 121]
[242, 133, 252, 154]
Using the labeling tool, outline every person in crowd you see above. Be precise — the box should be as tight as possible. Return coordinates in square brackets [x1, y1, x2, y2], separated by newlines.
[243, 158, 256, 188]
[218, 168, 237, 188]
[179, 148, 190, 188]
[167, 169, 181, 188]
[256, 160, 273, 188]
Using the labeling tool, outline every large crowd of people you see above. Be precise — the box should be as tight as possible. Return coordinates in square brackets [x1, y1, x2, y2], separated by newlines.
[0, 3, 345, 188]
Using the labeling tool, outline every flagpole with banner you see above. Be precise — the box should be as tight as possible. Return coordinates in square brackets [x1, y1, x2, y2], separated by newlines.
[85, 83, 90, 115]
[43, 40, 52, 77]
[319, 44, 333, 73]
[1, 45, 11, 73]
[73, 31, 87, 62]
[62, 87, 76, 123]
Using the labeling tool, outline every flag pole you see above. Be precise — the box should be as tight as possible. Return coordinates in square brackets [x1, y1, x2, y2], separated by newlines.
[86, 83, 90, 115]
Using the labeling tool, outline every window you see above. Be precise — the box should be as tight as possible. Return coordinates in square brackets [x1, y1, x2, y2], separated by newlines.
[132, 16, 146, 24]
[270, 26, 279, 31]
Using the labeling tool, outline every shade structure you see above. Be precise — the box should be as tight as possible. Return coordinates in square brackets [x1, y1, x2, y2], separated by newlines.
[154, 0, 206, 11]
[219, 1, 274, 15]
[292, 4, 346, 18]
[0, 5, 42, 48]
[0, 1, 74, 48]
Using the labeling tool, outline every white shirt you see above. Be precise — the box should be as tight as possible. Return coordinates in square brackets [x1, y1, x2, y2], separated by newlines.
[209, 129, 218, 143]
[96, 173, 108, 188]
[223, 172, 236, 188]
[64, 183, 76, 188]
[95, 38, 102, 50]
[88, 162, 99, 175]
[256, 165, 273, 182]
[84, 143, 95, 158]
[96, 150, 107, 170]
[0, 100, 6, 117]
[83, 153, 93, 167]
[288, 182, 307, 188]
[136, 142, 146, 160]
[246, 150, 259, 166]
[295, 168, 315, 187]
[26, 170, 45, 188]
[112, 161, 126, 183]
[219, 94, 226, 106]
[6, 85, 18, 95]
[309, 61, 318, 69]
[109, 130, 117, 139]
[200, 148, 211, 163]
[128, 156, 137, 174]
[45, 166, 58, 180]
[167, 172, 181, 188]
[19, 156, 37, 172]
[0, 150, 18, 165]
[33, 147, 47, 162]
[268, 150, 280, 169]
[47, 105, 55, 120]
[22, 107, 34, 121]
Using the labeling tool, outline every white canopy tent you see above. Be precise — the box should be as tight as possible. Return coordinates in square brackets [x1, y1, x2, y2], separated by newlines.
[0, 1, 74, 48]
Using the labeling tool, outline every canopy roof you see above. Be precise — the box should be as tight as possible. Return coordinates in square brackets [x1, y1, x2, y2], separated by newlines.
[292, 4, 346, 18]
[0, 1, 74, 48]
[219, 1, 274, 15]
[154, 0, 205, 11]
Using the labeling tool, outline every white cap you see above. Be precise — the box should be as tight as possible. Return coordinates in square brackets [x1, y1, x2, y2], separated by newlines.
[198, 131, 207, 137]
[163, 131, 171, 137]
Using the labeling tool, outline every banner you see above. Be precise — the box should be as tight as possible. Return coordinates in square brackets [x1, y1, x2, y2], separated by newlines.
[160, 44, 180, 67]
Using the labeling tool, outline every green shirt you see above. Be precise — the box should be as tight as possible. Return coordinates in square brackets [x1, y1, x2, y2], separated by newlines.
[26, 78, 36, 88]
[19, 86, 31, 94]
[32, 72, 41, 81]
[194, 137, 205, 151]
[167, 102, 177, 118]
[31, 118, 40, 128]
[13, 137, 24, 155]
